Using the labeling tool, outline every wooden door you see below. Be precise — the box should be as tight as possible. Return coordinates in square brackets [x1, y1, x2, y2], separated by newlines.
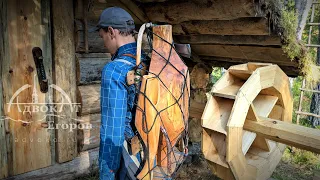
[0, 0, 53, 176]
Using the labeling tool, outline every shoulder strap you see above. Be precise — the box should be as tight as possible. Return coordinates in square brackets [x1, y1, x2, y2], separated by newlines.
[113, 59, 134, 66]
[122, 53, 137, 59]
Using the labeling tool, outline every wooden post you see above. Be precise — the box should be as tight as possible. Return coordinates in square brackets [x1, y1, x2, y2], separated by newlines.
[0, 0, 9, 178]
[52, 0, 78, 163]
[296, 78, 306, 124]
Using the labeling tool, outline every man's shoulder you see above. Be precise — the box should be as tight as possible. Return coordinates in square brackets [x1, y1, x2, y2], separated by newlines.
[102, 58, 134, 78]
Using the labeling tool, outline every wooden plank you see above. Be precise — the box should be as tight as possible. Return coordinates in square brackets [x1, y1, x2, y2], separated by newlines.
[268, 105, 283, 120]
[227, 71, 261, 127]
[202, 96, 234, 135]
[5, 148, 99, 180]
[143, 0, 264, 24]
[244, 116, 320, 154]
[211, 71, 235, 92]
[2, 0, 53, 175]
[228, 69, 252, 80]
[76, 53, 111, 85]
[52, 0, 77, 163]
[79, 84, 100, 116]
[213, 81, 244, 99]
[78, 114, 101, 152]
[227, 127, 257, 180]
[177, 35, 282, 46]
[202, 128, 228, 168]
[199, 56, 299, 68]
[0, 0, 8, 178]
[251, 136, 271, 152]
[252, 95, 279, 117]
[173, 18, 269, 35]
[242, 131, 256, 155]
[247, 140, 277, 159]
[207, 161, 235, 180]
[192, 45, 289, 63]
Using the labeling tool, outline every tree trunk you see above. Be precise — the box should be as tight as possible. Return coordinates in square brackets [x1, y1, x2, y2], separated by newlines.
[295, 0, 312, 40]
[309, 22, 320, 127]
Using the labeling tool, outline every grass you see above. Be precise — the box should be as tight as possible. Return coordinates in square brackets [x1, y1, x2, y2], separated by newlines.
[272, 147, 320, 180]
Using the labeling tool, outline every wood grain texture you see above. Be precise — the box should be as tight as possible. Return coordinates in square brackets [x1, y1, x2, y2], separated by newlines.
[1, 0, 53, 175]
[143, 0, 264, 24]
[135, 75, 161, 180]
[202, 63, 295, 179]
[76, 53, 111, 85]
[173, 18, 269, 35]
[78, 84, 100, 116]
[135, 25, 190, 179]
[0, 0, 8, 178]
[77, 114, 101, 152]
[6, 148, 99, 180]
[192, 45, 289, 63]
[52, 0, 77, 163]
[177, 35, 282, 46]
[244, 117, 320, 154]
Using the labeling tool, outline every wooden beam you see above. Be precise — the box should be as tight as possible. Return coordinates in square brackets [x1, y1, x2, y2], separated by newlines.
[78, 114, 100, 152]
[79, 84, 101, 116]
[198, 57, 300, 77]
[244, 116, 320, 154]
[173, 18, 269, 35]
[192, 45, 289, 63]
[5, 148, 99, 180]
[89, 1, 143, 24]
[0, 0, 8, 178]
[176, 35, 282, 46]
[200, 56, 299, 68]
[136, 0, 167, 2]
[143, 0, 265, 24]
[119, 0, 149, 22]
[76, 53, 111, 85]
[52, 0, 77, 163]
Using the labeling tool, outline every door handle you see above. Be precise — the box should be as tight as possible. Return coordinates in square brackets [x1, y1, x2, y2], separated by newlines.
[32, 47, 48, 93]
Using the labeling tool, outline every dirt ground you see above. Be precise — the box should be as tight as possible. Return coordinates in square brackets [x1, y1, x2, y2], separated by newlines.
[75, 143, 318, 180]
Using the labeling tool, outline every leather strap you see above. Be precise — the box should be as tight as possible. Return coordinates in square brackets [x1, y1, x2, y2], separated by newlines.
[122, 53, 137, 60]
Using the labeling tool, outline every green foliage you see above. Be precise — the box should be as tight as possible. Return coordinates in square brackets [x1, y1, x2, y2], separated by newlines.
[280, 9, 300, 60]
[282, 148, 320, 169]
[210, 67, 223, 84]
[291, 76, 313, 125]
[278, 2, 320, 86]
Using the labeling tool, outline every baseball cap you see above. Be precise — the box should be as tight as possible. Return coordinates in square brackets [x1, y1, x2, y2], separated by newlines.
[90, 7, 135, 32]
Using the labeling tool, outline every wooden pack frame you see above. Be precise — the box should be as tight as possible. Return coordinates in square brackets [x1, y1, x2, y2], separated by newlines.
[133, 24, 190, 180]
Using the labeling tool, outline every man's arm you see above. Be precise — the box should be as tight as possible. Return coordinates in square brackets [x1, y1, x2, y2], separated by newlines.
[99, 63, 128, 179]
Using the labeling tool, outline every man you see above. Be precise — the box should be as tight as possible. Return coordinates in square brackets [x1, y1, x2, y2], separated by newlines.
[93, 7, 146, 180]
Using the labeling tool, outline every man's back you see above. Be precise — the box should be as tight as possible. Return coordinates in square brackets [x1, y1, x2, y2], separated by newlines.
[100, 42, 146, 179]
